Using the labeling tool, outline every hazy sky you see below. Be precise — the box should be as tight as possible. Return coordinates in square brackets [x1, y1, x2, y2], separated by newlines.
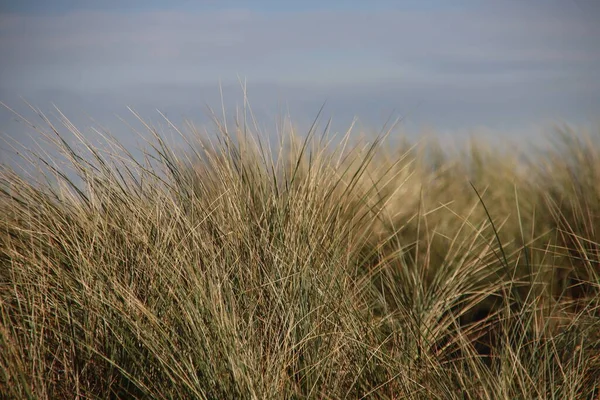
[1, 0, 599, 160]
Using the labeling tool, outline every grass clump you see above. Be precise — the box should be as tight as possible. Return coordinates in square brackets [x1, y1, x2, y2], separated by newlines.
[0, 105, 599, 399]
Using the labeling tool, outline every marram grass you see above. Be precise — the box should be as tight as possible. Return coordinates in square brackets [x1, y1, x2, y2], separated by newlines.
[0, 107, 599, 399]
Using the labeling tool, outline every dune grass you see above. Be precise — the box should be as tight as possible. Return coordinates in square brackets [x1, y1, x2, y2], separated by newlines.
[0, 105, 599, 399]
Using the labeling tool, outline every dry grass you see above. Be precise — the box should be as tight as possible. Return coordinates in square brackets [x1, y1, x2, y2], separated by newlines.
[0, 105, 599, 399]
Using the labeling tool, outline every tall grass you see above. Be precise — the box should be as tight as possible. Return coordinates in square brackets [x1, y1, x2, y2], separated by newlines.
[0, 106, 599, 399]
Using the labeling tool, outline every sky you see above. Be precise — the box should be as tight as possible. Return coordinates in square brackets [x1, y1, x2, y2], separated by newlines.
[1, 0, 599, 167]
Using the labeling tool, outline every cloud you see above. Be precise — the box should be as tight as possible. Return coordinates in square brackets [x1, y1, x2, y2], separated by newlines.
[1, 4, 598, 92]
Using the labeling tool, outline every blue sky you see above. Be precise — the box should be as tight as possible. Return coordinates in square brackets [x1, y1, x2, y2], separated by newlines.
[1, 0, 599, 163]
[1, 0, 474, 14]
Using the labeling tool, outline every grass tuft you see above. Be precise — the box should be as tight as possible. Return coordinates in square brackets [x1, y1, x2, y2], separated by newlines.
[1, 108, 599, 399]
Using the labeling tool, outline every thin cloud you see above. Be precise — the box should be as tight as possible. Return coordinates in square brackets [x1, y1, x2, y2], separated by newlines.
[1, 5, 597, 91]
